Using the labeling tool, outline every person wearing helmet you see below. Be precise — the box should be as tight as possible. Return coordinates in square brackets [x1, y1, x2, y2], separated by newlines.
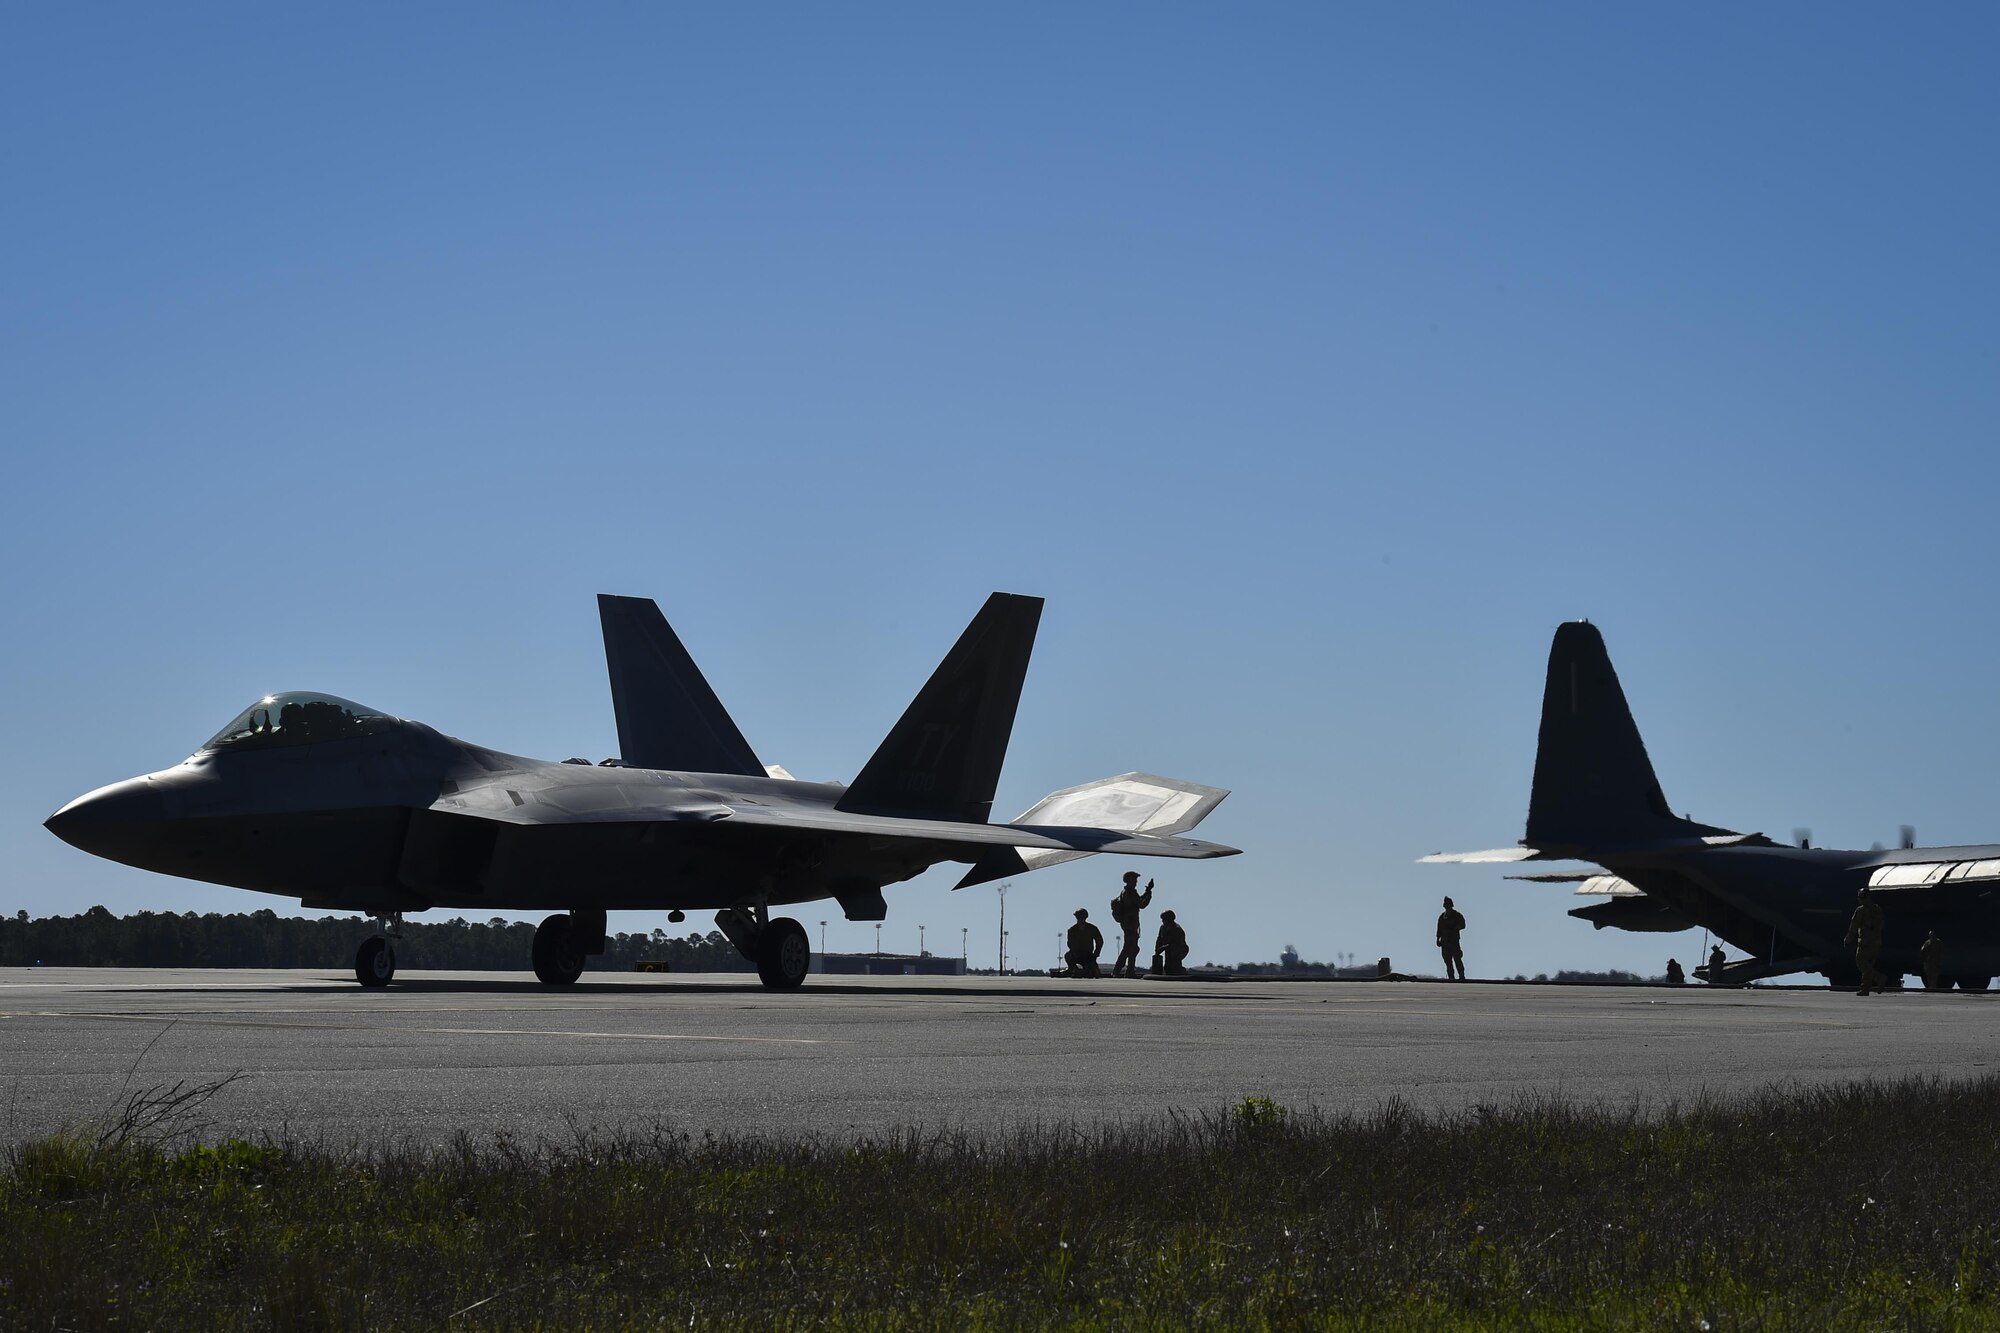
[1109, 870, 1154, 977]
[1064, 908, 1104, 978]
[1153, 909, 1190, 977]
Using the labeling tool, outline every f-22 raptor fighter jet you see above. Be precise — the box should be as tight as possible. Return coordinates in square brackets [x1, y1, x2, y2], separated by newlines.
[46, 593, 1238, 990]
[1425, 621, 2000, 989]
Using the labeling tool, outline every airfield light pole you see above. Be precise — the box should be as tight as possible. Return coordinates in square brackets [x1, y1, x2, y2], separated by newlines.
[919, 924, 926, 956]
[874, 923, 881, 955]
[819, 920, 826, 954]
[997, 882, 1009, 974]
[961, 928, 968, 961]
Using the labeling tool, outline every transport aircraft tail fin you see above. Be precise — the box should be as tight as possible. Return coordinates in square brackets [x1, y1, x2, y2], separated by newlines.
[836, 592, 1043, 823]
[1523, 621, 1736, 853]
[598, 594, 765, 777]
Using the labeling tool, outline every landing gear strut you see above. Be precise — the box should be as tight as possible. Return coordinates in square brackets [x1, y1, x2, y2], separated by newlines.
[354, 912, 403, 988]
[715, 905, 813, 990]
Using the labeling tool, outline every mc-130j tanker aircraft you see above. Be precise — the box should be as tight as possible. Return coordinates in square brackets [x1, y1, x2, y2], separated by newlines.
[46, 593, 1237, 990]
[1426, 621, 2000, 989]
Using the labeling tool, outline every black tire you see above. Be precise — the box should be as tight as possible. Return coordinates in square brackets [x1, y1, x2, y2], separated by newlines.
[532, 913, 585, 986]
[1958, 976, 1992, 992]
[355, 937, 395, 988]
[756, 917, 811, 990]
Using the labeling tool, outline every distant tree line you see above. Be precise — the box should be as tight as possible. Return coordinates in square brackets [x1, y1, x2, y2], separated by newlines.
[0, 906, 754, 972]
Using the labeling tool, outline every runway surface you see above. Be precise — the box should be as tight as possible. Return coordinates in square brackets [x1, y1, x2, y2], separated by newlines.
[3, 968, 1994, 1146]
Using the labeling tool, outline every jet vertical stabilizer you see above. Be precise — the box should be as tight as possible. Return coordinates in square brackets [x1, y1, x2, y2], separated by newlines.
[1526, 621, 1736, 853]
[598, 594, 765, 776]
[837, 592, 1043, 823]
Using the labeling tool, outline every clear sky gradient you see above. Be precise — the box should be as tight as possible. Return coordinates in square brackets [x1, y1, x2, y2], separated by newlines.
[5, 5, 1998, 976]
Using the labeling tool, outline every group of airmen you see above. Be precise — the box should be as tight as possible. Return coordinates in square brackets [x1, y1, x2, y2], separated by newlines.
[1663, 886, 1953, 994]
[1844, 885, 1948, 995]
[1062, 879, 1955, 994]
[1064, 871, 1191, 978]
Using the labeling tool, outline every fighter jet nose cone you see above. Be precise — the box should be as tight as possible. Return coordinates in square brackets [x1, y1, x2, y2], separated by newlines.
[45, 777, 166, 852]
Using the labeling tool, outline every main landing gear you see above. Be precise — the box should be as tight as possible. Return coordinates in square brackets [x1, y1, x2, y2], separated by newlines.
[532, 909, 608, 986]
[715, 906, 811, 990]
[354, 911, 403, 988]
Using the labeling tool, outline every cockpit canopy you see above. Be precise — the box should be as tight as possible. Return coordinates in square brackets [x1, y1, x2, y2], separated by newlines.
[203, 692, 394, 753]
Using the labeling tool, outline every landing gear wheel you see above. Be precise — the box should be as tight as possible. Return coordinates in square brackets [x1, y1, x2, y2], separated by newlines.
[532, 913, 585, 986]
[1957, 976, 1992, 992]
[756, 917, 811, 990]
[355, 936, 395, 988]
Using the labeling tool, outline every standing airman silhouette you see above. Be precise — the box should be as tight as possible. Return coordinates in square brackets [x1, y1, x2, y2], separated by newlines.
[1920, 929, 1944, 991]
[1436, 897, 1467, 980]
[1109, 871, 1154, 977]
[1844, 886, 1887, 996]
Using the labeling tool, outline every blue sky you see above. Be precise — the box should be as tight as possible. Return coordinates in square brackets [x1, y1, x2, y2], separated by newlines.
[5, 5, 1998, 976]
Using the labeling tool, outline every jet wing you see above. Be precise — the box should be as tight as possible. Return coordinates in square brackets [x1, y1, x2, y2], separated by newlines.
[722, 804, 1239, 859]
[429, 777, 1238, 858]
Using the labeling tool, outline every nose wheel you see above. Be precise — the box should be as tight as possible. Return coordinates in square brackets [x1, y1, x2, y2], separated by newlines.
[355, 936, 396, 988]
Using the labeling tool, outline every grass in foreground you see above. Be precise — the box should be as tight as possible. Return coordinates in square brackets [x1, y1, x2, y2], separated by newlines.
[8, 1079, 2000, 1329]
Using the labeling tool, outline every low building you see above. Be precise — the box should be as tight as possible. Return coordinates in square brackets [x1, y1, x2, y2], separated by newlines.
[814, 952, 967, 977]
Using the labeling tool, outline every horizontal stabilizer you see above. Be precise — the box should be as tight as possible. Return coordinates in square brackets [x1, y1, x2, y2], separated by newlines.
[1420, 847, 1551, 864]
[1423, 831, 1774, 865]
[956, 772, 1232, 888]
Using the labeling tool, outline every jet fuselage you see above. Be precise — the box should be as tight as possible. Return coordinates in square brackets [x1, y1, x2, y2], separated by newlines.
[45, 719, 961, 916]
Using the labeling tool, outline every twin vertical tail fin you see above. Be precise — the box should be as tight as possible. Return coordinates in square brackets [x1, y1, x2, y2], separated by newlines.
[836, 593, 1044, 823]
[1526, 622, 1736, 852]
[598, 594, 766, 777]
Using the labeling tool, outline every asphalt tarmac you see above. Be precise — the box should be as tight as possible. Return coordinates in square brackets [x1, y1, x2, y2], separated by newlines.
[2, 968, 1994, 1146]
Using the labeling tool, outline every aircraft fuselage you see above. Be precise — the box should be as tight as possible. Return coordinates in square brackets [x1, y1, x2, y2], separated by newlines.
[46, 719, 952, 917]
[1595, 843, 2000, 984]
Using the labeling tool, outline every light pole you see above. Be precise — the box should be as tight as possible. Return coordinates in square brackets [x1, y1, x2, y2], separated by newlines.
[919, 924, 926, 956]
[961, 927, 968, 961]
[997, 881, 1009, 974]
[819, 920, 827, 954]
[874, 923, 881, 955]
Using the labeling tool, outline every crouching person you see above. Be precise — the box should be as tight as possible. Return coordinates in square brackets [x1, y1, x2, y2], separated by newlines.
[1152, 910, 1190, 977]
